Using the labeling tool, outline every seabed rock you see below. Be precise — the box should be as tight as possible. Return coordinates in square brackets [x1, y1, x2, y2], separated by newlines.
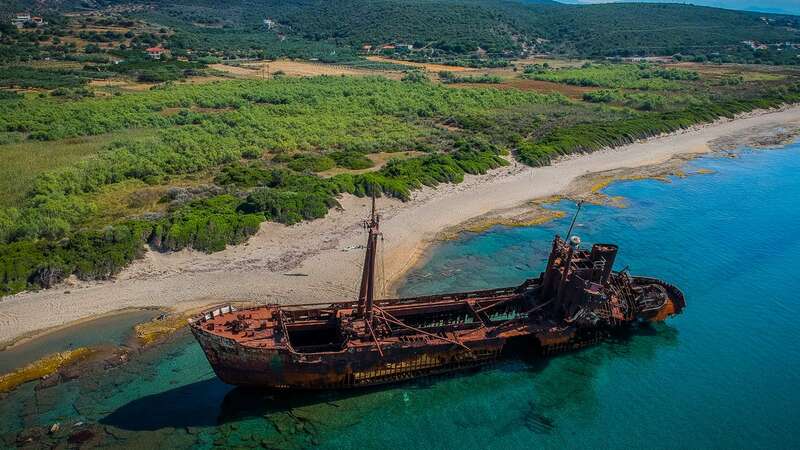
[67, 428, 95, 445]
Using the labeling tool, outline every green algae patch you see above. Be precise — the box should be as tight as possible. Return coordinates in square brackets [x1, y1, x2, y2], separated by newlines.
[437, 206, 567, 241]
[0, 347, 95, 393]
[589, 174, 671, 194]
[569, 159, 718, 209]
[463, 209, 568, 235]
[134, 314, 192, 346]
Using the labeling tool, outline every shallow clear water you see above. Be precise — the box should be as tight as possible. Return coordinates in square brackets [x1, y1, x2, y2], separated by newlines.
[2, 144, 799, 449]
[0, 309, 162, 374]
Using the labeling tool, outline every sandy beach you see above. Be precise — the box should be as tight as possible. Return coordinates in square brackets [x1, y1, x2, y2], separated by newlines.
[2, 105, 800, 347]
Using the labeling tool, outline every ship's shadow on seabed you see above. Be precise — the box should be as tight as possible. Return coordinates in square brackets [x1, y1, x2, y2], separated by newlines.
[100, 323, 679, 432]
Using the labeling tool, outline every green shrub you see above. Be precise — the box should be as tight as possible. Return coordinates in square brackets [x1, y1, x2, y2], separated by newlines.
[285, 153, 336, 172]
[339, 138, 508, 201]
[61, 222, 151, 280]
[51, 87, 95, 99]
[330, 150, 374, 170]
[401, 70, 429, 83]
[241, 146, 263, 159]
[438, 71, 502, 84]
[0, 67, 109, 89]
[0, 90, 22, 101]
[153, 195, 263, 252]
[583, 89, 667, 111]
[0, 221, 150, 295]
[240, 189, 338, 225]
[719, 74, 744, 86]
[214, 163, 275, 187]
[0, 240, 50, 295]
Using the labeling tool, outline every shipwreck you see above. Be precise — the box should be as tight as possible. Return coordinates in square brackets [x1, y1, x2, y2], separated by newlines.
[190, 198, 685, 390]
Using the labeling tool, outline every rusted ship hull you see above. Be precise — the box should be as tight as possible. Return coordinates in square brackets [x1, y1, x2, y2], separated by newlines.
[190, 275, 684, 390]
[192, 327, 502, 389]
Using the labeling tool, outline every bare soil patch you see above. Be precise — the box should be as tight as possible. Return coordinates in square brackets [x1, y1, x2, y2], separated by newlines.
[90, 79, 156, 91]
[212, 60, 394, 79]
[366, 56, 472, 73]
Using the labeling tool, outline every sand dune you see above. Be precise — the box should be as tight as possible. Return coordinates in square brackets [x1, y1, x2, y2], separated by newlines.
[2, 105, 800, 346]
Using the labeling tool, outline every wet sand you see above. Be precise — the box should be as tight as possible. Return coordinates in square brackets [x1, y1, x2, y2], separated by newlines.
[1, 105, 799, 347]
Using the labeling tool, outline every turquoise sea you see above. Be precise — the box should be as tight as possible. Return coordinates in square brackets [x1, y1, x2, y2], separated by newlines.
[1, 142, 799, 449]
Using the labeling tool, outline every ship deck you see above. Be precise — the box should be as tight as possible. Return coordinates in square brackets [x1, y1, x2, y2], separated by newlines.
[190, 280, 542, 355]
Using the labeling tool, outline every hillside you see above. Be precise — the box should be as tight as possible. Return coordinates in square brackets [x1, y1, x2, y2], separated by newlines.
[105, 1, 800, 63]
[2, 1, 799, 64]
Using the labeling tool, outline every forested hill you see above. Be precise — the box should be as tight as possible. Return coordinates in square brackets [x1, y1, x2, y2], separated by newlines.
[4, 0, 800, 62]
[289, 1, 799, 54]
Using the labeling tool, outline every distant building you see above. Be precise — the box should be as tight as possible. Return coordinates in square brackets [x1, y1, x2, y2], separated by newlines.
[11, 14, 46, 28]
[263, 18, 275, 30]
[11, 13, 31, 29]
[742, 40, 768, 50]
[146, 46, 165, 59]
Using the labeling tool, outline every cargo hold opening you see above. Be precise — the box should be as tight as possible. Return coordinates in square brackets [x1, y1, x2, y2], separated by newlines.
[286, 321, 345, 353]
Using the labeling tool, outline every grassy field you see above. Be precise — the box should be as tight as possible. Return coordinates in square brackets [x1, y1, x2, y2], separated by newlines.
[0, 129, 156, 206]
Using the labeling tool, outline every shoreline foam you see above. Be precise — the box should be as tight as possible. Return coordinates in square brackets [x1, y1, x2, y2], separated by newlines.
[2, 105, 800, 347]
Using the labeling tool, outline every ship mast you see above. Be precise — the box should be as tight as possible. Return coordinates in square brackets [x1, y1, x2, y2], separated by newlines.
[357, 193, 380, 321]
[564, 199, 584, 239]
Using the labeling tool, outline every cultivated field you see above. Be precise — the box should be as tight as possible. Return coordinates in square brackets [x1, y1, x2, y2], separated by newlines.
[211, 60, 402, 79]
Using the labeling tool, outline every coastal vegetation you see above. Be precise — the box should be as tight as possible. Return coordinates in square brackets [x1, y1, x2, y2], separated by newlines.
[525, 63, 700, 90]
[0, 76, 542, 294]
[2, 64, 799, 296]
[515, 89, 800, 166]
[1, 1, 800, 296]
